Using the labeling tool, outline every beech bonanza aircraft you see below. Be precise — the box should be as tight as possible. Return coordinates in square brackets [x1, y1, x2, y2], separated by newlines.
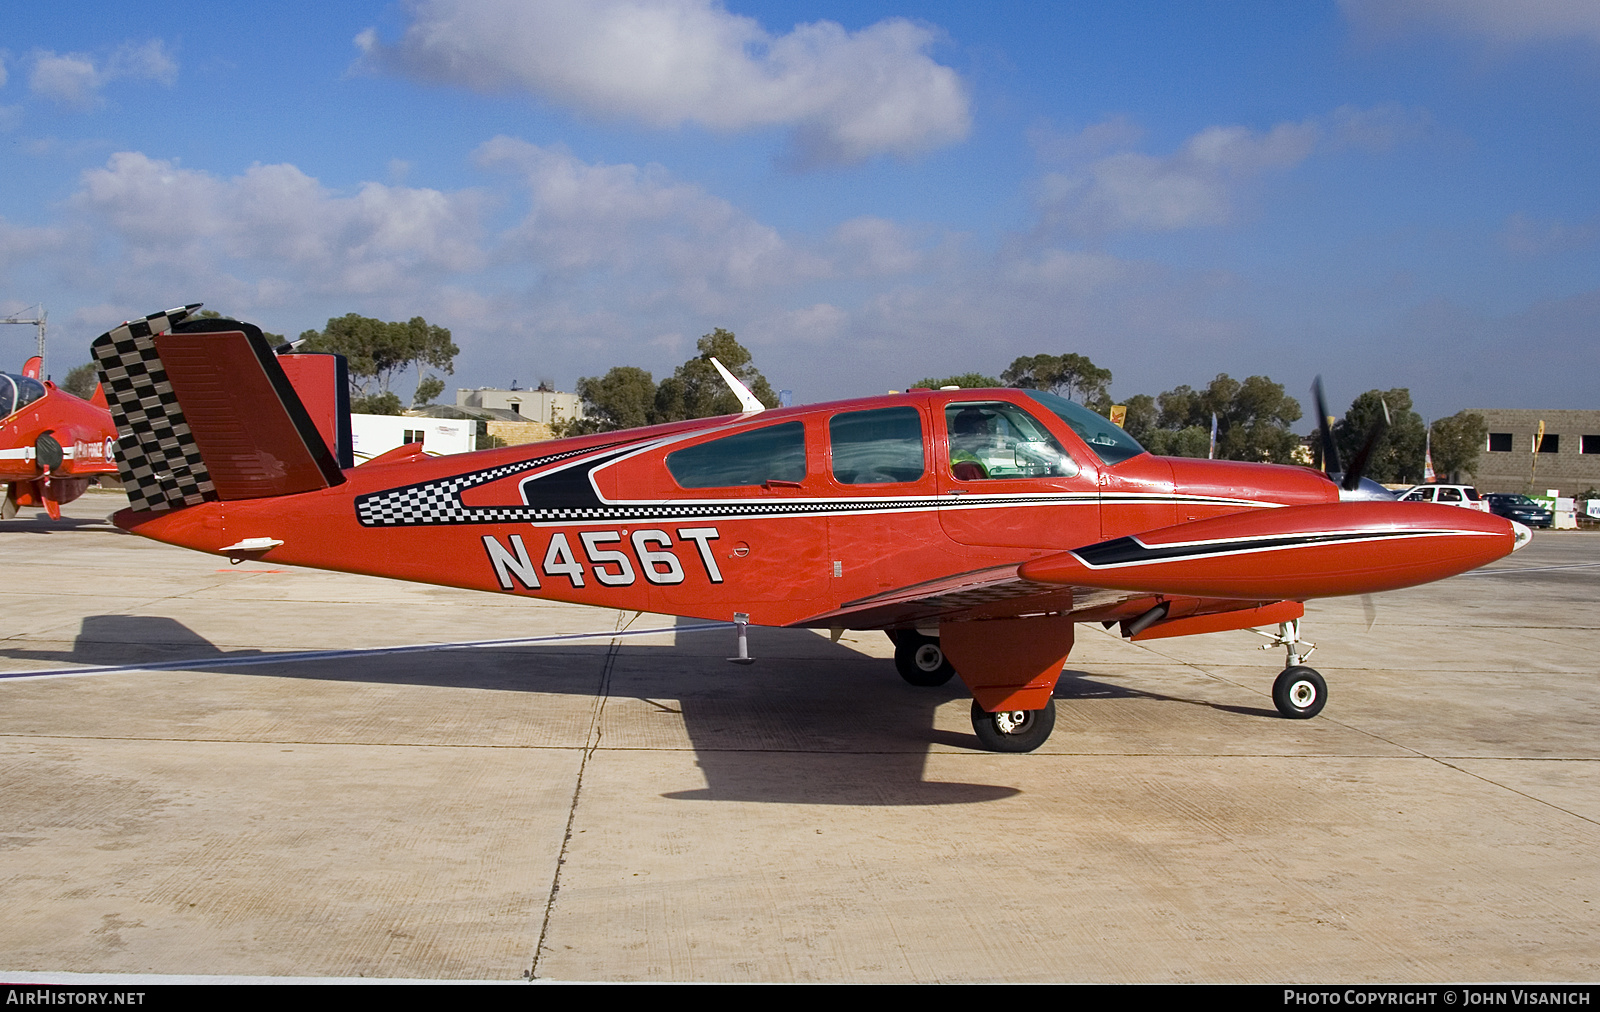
[1, 355, 119, 519]
[93, 307, 1527, 752]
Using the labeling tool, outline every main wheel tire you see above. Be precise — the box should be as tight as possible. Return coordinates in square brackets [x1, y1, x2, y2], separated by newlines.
[970, 698, 1056, 753]
[1273, 666, 1327, 719]
[893, 634, 956, 687]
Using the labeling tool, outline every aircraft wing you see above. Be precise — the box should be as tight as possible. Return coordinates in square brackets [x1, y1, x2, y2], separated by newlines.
[800, 499, 1520, 640]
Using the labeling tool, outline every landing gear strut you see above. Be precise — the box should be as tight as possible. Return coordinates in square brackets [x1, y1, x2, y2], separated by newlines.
[1259, 619, 1327, 719]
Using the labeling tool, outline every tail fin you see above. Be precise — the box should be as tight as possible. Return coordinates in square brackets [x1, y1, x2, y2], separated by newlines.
[91, 305, 346, 512]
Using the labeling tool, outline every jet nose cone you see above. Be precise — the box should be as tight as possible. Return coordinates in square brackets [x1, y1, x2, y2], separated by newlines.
[1510, 519, 1533, 551]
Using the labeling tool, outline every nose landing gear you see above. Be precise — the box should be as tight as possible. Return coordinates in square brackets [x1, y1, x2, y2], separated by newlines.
[1258, 619, 1327, 719]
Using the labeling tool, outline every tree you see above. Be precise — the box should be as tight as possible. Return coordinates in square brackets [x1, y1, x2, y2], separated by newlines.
[1116, 394, 1159, 444]
[1214, 375, 1303, 464]
[412, 376, 445, 408]
[1002, 353, 1112, 404]
[299, 313, 458, 415]
[1335, 389, 1426, 483]
[61, 363, 97, 399]
[910, 372, 1001, 390]
[653, 328, 777, 423]
[566, 366, 658, 435]
[1429, 411, 1488, 483]
[196, 309, 284, 346]
[1133, 374, 1301, 462]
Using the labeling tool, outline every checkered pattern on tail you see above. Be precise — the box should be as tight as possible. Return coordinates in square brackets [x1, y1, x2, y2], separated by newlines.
[90, 304, 215, 513]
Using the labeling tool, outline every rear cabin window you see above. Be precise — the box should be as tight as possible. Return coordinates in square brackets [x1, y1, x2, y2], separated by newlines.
[830, 407, 925, 484]
[666, 421, 806, 488]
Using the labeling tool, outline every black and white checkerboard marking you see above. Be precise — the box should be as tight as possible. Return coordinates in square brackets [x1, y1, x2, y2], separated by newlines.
[90, 304, 213, 513]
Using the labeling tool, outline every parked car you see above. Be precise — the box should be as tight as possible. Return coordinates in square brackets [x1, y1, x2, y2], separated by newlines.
[1483, 493, 1554, 529]
[1397, 484, 1490, 511]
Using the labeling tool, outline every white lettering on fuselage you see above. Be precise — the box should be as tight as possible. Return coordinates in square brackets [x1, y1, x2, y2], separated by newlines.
[481, 527, 721, 591]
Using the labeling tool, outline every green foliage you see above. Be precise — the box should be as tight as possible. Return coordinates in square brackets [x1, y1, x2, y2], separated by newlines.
[196, 309, 284, 345]
[352, 392, 403, 416]
[566, 329, 777, 435]
[1336, 389, 1426, 483]
[1429, 411, 1488, 483]
[1142, 374, 1301, 462]
[1142, 425, 1212, 458]
[911, 372, 1001, 390]
[412, 376, 445, 408]
[62, 362, 97, 399]
[1002, 353, 1112, 404]
[654, 328, 778, 422]
[570, 366, 658, 434]
[476, 426, 507, 451]
[300, 313, 458, 407]
[1115, 394, 1159, 444]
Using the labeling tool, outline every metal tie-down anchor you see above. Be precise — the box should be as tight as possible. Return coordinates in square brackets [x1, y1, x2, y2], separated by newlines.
[728, 612, 755, 665]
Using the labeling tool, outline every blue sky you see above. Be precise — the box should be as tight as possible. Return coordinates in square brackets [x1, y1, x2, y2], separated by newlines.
[2, 1, 1597, 422]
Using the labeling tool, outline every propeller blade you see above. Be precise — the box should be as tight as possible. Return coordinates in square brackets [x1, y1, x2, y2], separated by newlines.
[1312, 376, 1342, 476]
[1341, 397, 1390, 492]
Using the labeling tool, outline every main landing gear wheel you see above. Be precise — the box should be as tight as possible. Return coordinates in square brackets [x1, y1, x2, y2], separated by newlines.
[1273, 666, 1327, 719]
[893, 633, 956, 687]
[970, 698, 1056, 753]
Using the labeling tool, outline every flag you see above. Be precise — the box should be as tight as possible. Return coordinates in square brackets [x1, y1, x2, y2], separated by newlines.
[1208, 412, 1218, 460]
[1423, 422, 1435, 482]
[1109, 404, 1127, 428]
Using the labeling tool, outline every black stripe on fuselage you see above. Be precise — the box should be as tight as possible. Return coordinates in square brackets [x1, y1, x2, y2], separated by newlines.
[1072, 527, 1473, 569]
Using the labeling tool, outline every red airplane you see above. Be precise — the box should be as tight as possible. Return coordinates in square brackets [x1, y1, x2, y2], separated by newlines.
[0, 354, 120, 519]
[93, 307, 1528, 752]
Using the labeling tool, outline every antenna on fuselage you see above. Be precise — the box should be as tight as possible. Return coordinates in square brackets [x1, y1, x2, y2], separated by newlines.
[710, 356, 764, 415]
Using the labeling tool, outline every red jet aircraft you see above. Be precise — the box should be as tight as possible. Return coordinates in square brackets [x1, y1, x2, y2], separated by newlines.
[0, 354, 119, 519]
[93, 307, 1527, 752]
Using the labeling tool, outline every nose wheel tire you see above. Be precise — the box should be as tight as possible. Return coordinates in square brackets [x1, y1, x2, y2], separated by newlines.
[1273, 666, 1327, 719]
[970, 698, 1056, 753]
[894, 633, 956, 687]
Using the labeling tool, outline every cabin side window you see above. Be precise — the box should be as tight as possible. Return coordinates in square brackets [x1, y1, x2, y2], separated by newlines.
[666, 421, 806, 488]
[830, 406, 926, 485]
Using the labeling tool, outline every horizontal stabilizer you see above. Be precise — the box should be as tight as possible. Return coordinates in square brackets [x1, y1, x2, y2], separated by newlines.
[1020, 502, 1517, 601]
[92, 308, 346, 512]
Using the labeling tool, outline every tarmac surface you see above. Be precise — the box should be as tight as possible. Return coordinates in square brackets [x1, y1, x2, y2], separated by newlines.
[2, 489, 1597, 983]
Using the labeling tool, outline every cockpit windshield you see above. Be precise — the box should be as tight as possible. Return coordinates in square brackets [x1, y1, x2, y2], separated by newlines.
[1023, 389, 1147, 467]
[0, 373, 44, 420]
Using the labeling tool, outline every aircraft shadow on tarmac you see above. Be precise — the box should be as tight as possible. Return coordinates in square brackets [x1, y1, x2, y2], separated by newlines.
[3, 512, 116, 534]
[5, 613, 1264, 804]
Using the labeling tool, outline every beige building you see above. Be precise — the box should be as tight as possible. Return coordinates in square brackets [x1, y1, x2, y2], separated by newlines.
[1468, 408, 1600, 495]
[456, 387, 584, 430]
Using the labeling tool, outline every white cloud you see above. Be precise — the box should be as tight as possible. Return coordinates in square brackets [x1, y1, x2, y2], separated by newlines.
[28, 40, 178, 111]
[1501, 212, 1600, 256]
[1341, 0, 1600, 47]
[1035, 106, 1427, 236]
[67, 151, 487, 300]
[360, 0, 970, 165]
[1038, 119, 1319, 234]
[475, 136, 828, 307]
